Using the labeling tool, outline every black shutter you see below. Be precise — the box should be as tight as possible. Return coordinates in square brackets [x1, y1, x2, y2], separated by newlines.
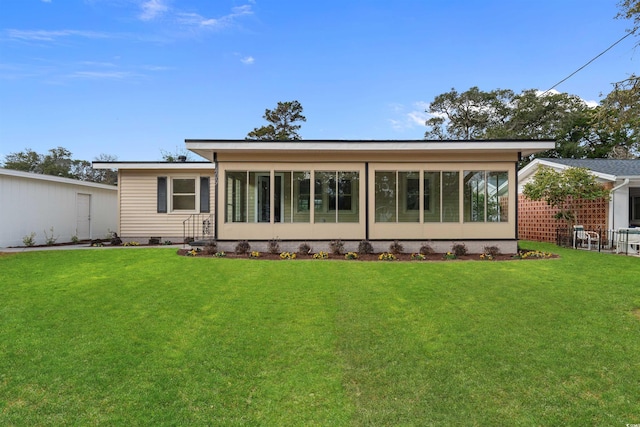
[200, 177, 210, 213]
[157, 177, 167, 213]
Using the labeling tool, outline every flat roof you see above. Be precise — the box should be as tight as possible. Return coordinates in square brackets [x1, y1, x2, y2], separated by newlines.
[0, 168, 117, 190]
[92, 161, 213, 170]
[185, 139, 556, 159]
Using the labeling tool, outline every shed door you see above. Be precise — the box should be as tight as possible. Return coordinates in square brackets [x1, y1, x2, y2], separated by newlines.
[76, 193, 91, 239]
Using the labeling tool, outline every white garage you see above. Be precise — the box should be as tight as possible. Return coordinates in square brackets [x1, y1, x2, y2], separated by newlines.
[0, 168, 117, 248]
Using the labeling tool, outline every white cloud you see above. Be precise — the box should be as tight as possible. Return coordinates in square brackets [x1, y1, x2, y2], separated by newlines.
[240, 56, 255, 65]
[140, 0, 169, 21]
[6, 29, 111, 42]
[389, 101, 430, 131]
[177, 4, 253, 29]
[70, 70, 136, 80]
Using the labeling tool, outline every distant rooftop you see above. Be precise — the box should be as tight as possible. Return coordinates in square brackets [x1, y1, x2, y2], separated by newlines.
[538, 158, 640, 177]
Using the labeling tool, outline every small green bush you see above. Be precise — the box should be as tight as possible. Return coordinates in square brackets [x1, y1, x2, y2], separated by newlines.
[419, 242, 434, 255]
[43, 227, 58, 246]
[22, 232, 36, 247]
[329, 240, 344, 255]
[202, 241, 218, 256]
[267, 238, 280, 254]
[451, 242, 468, 257]
[235, 240, 251, 255]
[298, 242, 312, 255]
[389, 240, 404, 254]
[357, 240, 374, 255]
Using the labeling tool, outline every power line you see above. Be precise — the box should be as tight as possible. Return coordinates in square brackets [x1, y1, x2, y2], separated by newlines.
[542, 28, 638, 95]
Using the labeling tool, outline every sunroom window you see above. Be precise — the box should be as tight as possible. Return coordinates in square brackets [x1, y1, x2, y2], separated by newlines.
[463, 171, 508, 222]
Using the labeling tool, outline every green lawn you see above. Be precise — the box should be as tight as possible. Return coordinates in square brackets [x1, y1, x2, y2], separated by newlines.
[1, 242, 639, 426]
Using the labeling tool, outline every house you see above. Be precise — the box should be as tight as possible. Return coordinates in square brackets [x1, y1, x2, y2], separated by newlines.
[0, 168, 117, 247]
[94, 139, 553, 253]
[518, 158, 640, 243]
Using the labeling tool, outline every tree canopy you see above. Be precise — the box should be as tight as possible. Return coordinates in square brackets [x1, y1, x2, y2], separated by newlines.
[2, 147, 117, 185]
[423, 86, 639, 160]
[246, 100, 306, 141]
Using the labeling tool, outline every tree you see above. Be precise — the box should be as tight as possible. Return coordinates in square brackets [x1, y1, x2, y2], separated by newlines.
[617, 0, 640, 44]
[246, 100, 306, 141]
[593, 75, 639, 158]
[2, 147, 117, 184]
[424, 87, 514, 140]
[522, 167, 610, 232]
[160, 146, 194, 162]
[3, 149, 42, 173]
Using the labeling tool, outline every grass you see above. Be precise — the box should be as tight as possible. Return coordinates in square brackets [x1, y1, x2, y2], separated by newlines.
[1, 242, 639, 425]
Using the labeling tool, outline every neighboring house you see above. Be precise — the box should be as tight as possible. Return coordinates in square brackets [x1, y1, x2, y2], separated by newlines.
[0, 168, 117, 247]
[518, 158, 640, 243]
[95, 139, 553, 253]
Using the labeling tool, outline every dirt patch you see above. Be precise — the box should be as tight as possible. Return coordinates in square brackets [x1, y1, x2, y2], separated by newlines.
[632, 308, 640, 320]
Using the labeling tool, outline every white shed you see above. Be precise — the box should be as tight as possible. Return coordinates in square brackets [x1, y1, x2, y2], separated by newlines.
[0, 168, 118, 247]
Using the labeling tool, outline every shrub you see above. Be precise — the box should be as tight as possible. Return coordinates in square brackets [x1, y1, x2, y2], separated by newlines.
[22, 232, 36, 247]
[483, 245, 501, 257]
[43, 227, 58, 246]
[215, 251, 226, 258]
[202, 241, 218, 255]
[71, 235, 80, 244]
[298, 242, 313, 255]
[345, 252, 359, 260]
[357, 240, 374, 255]
[443, 252, 457, 260]
[110, 232, 122, 246]
[267, 238, 280, 254]
[313, 251, 329, 259]
[329, 239, 344, 255]
[389, 240, 404, 254]
[451, 242, 468, 257]
[419, 242, 434, 255]
[163, 240, 173, 245]
[235, 240, 251, 255]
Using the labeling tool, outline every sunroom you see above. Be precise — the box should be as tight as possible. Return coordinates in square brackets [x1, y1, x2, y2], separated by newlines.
[185, 139, 554, 253]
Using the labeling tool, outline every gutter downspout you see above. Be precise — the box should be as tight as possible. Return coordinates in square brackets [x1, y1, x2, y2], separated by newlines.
[610, 178, 629, 231]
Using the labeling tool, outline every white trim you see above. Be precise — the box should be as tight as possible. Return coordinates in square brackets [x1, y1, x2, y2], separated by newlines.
[93, 162, 213, 170]
[0, 168, 117, 191]
[185, 140, 556, 159]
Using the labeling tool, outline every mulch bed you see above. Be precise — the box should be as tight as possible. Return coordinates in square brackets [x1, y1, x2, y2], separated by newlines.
[177, 249, 557, 261]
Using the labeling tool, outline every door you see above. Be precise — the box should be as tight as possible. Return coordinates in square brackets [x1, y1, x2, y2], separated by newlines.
[76, 193, 91, 239]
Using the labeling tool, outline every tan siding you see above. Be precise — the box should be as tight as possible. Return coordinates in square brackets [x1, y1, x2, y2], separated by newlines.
[119, 169, 214, 239]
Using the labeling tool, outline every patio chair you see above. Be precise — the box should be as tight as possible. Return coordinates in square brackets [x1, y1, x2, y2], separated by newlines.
[573, 225, 599, 250]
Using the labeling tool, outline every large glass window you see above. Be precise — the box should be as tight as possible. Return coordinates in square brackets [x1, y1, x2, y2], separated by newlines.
[399, 171, 419, 222]
[226, 172, 247, 222]
[375, 171, 396, 222]
[172, 178, 196, 211]
[442, 172, 460, 222]
[424, 171, 441, 222]
[293, 171, 310, 223]
[464, 171, 508, 222]
[314, 171, 359, 223]
[337, 171, 359, 223]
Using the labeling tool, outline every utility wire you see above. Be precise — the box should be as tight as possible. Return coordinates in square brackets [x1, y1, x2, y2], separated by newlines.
[542, 28, 638, 95]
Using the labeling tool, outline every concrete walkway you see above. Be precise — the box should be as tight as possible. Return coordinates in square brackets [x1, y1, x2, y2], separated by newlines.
[0, 244, 186, 253]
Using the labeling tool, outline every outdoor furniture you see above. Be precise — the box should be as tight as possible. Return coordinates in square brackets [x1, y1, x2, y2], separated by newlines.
[573, 225, 600, 250]
[616, 228, 640, 255]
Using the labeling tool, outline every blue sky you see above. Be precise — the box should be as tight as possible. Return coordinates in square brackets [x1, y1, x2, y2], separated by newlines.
[0, 0, 637, 162]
